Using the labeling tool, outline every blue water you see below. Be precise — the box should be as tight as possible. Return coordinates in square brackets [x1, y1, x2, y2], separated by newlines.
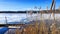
[0, 27, 8, 34]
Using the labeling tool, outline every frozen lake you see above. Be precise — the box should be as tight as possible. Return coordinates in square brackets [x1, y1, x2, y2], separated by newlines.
[0, 13, 60, 24]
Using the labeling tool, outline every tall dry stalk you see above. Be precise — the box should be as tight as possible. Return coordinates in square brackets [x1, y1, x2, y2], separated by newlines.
[15, 28, 21, 34]
[39, 11, 48, 34]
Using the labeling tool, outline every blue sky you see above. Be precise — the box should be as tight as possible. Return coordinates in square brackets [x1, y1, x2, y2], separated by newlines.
[0, 0, 60, 11]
